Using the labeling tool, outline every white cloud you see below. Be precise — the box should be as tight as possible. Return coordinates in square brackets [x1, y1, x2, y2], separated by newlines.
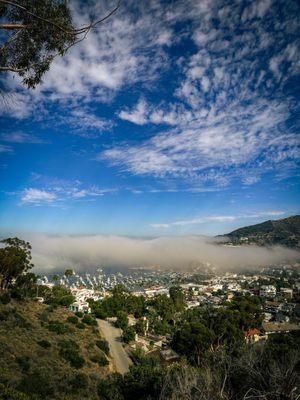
[1, 132, 45, 144]
[22, 189, 56, 204]
[119, 99, 148, 125]
[0, 145, 13, 153]
[150, 211, 286, 229]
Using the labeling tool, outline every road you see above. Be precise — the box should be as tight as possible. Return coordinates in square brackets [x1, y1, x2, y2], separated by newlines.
[97, 319, 132, 375]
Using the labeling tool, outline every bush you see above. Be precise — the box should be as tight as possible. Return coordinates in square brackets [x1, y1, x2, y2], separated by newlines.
[16, 356, 31, 372]
[0, 292, 11, 305]
[67, 315, 78, 324]
[0, 383, 32, 400]
[96, 339, 110, 355]
[59, 340, 84, 369]
[37, 340, 51, 349]
[122, 326, 136, 344]
[90, 352, 109, 366]
[0, 309, 9, 321]
[75, 311, 83, 318]
[17, 368, 55, 397]
[76, 322, 85, 329]
[47, 320, 69, 334]
[69, 372, 88, 391]
[82, 314, 97, 326]
[13, 313, 31, 329]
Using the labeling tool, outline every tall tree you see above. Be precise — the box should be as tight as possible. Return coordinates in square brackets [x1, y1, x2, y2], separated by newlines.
[0, 237, 33, 289]
[0, 0, 121, 88]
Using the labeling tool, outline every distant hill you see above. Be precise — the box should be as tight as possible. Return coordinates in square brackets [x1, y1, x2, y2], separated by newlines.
[221, 215, 300, 248]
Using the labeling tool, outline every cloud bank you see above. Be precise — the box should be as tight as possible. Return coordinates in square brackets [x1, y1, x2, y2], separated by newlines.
[25, 233, 300, 273]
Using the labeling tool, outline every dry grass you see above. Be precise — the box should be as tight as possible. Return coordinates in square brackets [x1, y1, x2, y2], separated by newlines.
[0, 299, 110, 399]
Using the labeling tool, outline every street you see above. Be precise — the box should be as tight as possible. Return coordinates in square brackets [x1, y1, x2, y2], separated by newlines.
[97, 319, 132, 375]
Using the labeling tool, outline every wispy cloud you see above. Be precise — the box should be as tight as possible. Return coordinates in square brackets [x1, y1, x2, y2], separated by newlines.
[1, 132, 46, 144]
[150, 211, 286, 229]
[0, 145, 13, 153]
[22, 189, 57, 204]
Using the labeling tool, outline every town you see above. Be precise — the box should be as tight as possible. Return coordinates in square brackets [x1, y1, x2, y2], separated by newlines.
[36, 262, 300, 372]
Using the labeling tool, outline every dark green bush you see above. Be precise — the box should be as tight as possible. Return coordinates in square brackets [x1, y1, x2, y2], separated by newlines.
[59, 340, 84, 369]
[76, 322, 85, 329]
[90, 352, 109, 366]
[96, 339, 110, 355]
[47, 320, 69, 334]
[75, 311, 83, 318]
[82, 314, 97, 326]
[0, 383, 33, 400]
[37, 340, 51, 349]
[0, 292, 11, 305]
[17, 368, 55, 397]
[69, 372, 88, 391]
[16, 356, 31, 372]
[0, 309, 9, 321]
[67, 315, 78, 324]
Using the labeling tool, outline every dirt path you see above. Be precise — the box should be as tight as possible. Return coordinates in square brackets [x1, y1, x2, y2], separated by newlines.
[97, 319, 132, 375]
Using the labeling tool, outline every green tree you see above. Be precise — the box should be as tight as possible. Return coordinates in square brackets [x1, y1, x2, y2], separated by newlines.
[122, 326, 135, 343]
[0, 237, 33, 289]
[115, 311, 128, 330]
[12, 272, 37, 298]
[64, 268, 74, 278]
[0, 0, 121, 88]
[169, 286, 185, 311]
[172, 321, 214, 365]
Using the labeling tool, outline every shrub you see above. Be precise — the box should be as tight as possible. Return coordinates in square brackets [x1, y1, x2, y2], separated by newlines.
[16, 356, 31, 372]
[82, 314, 97, 326]
[67, 315, 78, 324]
[76, 322, 85, 329]
[17, 368, 55, 397]
[0, 383, 32, 400]
[90, 352, 109, 367]
[47, 320, 69, 334]
[59, 340, 84, 369]
[122, 326, 135, 344]
[13, 313, 31, 329]
[96, 339, 110, 355]
[0, 309, 9, 321]
[75, 311, 83, 318]
[37, 340, 51, 349]
[69, 372, 88, 391]
[0, 292, 11, 305]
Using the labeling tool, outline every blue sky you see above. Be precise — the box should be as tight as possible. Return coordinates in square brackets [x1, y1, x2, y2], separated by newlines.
[0, 0, 299, 237]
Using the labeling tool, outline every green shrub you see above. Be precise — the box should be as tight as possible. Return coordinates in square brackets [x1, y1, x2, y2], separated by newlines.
[82, 314, 97, 326]
[96, 339, 109, 355]
[90, 352, 109, 366]
[17, 368, 55, 397]
[75, 311, 83, 318]
[37, 340, 51, 349]
[16, 356, 31, 372]
[0, 383, 32, 400]
[47, 320, 69, 334]
[69, 372, 88, 391]
[0, 309, 9, 321]
[0, 292, 11, 305]
[67, 315, 78, 324]
[59, 340, 84, 369]
[122, 326, 135, 343]
[13, 313, 31, 329]
[76, 322, 85, 329]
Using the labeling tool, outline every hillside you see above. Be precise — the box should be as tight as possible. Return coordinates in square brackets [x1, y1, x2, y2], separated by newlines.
[0, 298, 110, 399]
[222, 215, 300, 248]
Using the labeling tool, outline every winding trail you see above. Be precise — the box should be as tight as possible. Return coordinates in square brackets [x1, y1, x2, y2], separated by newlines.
[97, 319, 132, 374]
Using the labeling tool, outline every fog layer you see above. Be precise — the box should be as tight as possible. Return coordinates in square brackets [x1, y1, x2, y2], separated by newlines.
[22, 233, 300, 273]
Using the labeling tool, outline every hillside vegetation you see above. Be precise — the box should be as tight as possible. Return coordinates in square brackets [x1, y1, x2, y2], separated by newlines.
[223, 215, 300, 248]
[0, 298, 110, 399]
